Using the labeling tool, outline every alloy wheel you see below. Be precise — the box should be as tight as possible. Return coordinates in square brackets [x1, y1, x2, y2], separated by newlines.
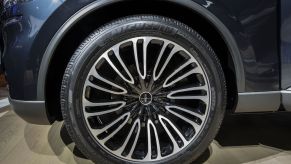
[82, 36, 211, 162]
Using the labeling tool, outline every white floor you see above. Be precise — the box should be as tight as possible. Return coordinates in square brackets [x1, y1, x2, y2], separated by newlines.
[0, 105, 290, 164]
[0, 98, 9, 118]
[0, 98, 9, 108]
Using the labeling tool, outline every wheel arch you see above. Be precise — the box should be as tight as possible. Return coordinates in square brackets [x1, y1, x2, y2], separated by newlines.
[40, 0, 245, 121]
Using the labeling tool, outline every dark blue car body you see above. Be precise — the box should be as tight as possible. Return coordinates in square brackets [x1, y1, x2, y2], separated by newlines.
[0, 0, 291, 124]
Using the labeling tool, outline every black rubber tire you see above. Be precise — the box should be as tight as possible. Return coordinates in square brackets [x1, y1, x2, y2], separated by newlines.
[61, 15, 226, 164]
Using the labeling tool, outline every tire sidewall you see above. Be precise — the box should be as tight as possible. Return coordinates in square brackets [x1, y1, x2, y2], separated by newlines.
[62, 16, 226, 164]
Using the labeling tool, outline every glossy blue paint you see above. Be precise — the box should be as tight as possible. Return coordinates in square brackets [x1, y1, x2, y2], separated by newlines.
[0, 0, 287, 124]
[1, 0, 280, 101]
[209, 0, 279, 92]
[281, 0, 291, 90]
[1, 0, 64, 99]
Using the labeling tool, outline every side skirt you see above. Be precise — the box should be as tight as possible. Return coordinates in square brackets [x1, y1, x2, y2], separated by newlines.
[235, 89, 291, 112]
[282, 88, 291, 111]
[235, 91, 281, 113]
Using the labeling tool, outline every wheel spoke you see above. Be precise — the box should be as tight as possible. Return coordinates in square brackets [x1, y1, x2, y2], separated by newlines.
[153, 41, 168, 81]
[153, 44, 181, 81]
[143, 38, 151, 79]
[145, 120, 152, 160]
[102, 115, 130, 143]
[86, 67, 127, 95]
[83, 99, 126, 116]
[92, 112, 130, 136]
[167, 86, 209, 103]
[114, 119, 141, 156]
[133, 38, 151, 79]
[158, 115, 181, 153]
[167, 109, 202, 136]
[165, 105, 206, 120]
[163, 60, 203, 88]
[127, 119, 141, 158]
[112, 46, 135, 84]
[148, 120, 161, 159]
[103, 48, 134, 84]
[159, 115, 188, 146]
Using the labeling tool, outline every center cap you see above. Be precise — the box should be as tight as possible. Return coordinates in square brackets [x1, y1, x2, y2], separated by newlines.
[139, 92, 152, 105]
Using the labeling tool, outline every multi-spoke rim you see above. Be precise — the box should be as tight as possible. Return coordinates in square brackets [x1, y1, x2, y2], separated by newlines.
[82, 36, 211, 162]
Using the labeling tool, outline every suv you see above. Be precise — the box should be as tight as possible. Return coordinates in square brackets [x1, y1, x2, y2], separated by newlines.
[1, 0, 291, 163]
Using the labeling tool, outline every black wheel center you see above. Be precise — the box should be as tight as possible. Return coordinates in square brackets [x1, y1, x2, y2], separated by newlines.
[139, 92, 152, 105]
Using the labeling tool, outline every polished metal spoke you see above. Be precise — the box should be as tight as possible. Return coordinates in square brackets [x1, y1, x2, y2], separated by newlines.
[92, 112, 130, 137]
[144, 120, 153, 160]
[112, 46, 135, 84]
[158, 115, 182, 153]
[103, 48, 135, 84]
[153, 41, 168, 81]
[83, 99, 126, 116]
[153, 44, 181, 81]
[166, 106, 203, 133]
[165, 105, 206, 121]
[133, 39, 142, 79]
[167, 86, 209, 104]
[113, 119, 141, 156]
[127, 119, 141, 158]
[163, 60, 204, 88]
[85, 80, 127, 95]
[148, 119, 161, 159]
[87, 68, 128, 95]
[101, 116, 130, 143]
[133, 38, 151, 79]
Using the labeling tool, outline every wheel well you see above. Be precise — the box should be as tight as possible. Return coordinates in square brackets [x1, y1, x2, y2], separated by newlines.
[45, 1, 238, 121]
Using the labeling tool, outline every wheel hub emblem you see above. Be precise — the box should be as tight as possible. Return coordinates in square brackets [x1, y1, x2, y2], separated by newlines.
[139, 92, 152, 105]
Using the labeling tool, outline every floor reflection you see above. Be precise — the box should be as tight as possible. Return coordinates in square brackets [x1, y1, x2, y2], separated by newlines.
[0, 107, 290, 164]
[56, 113, 291, 164]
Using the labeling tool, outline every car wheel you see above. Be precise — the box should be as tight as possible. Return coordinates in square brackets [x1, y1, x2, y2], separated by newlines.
[61, 15, 226, 164]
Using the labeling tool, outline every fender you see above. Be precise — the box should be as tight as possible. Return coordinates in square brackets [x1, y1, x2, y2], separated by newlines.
[37, 0, 246, 100]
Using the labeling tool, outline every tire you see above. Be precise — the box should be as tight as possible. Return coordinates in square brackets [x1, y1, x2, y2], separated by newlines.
[61, 15, 226, 164]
